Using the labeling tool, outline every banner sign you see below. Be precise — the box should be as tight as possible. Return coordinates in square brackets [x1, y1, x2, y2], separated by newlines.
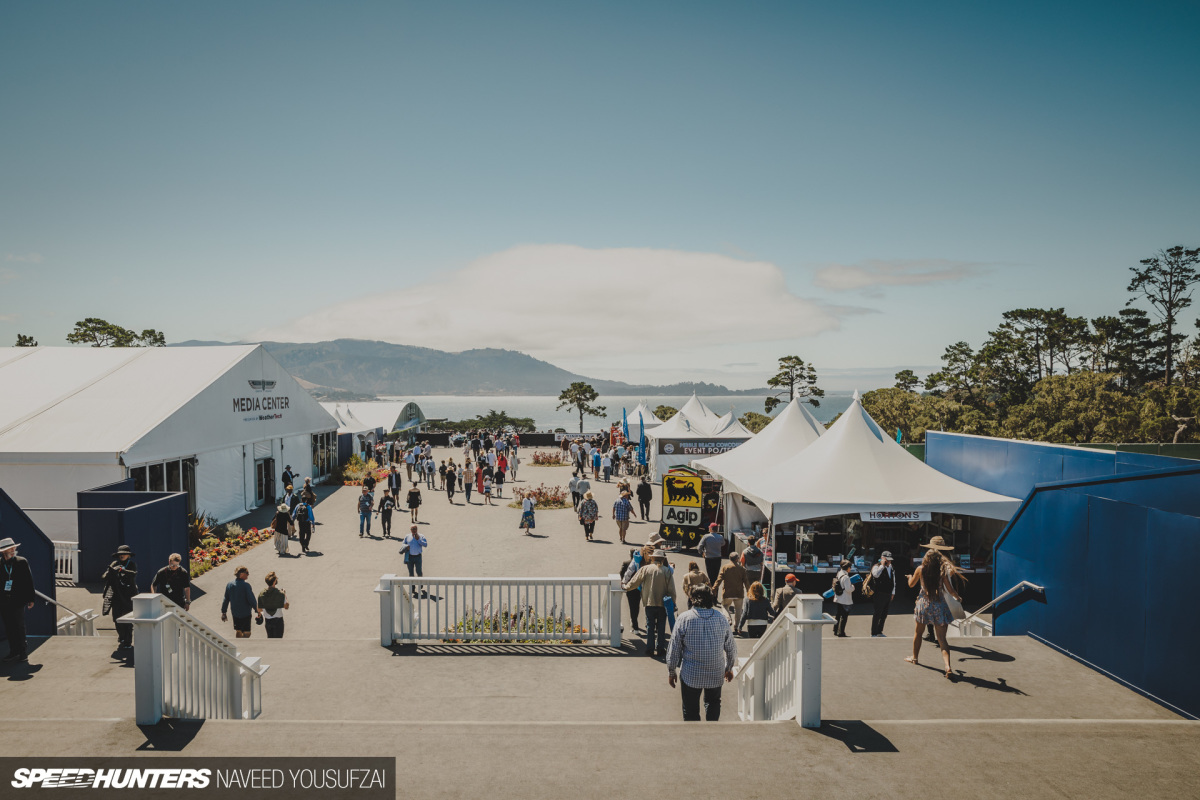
[656, 439, 748, 456]
[860, 511, 932, 522]
[659, 474, 722, 546]
[554, 432, 602, 441]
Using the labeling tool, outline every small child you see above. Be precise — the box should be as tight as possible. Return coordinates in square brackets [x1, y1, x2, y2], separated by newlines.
[483, 477, 493, 505]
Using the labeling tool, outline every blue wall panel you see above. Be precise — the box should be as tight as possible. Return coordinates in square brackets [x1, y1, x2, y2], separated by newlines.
[1144, 510, 1200, 715]
[0, 489, 57, 638]
[1081, 498, 1146, 683]
[77, 489, 189, 590]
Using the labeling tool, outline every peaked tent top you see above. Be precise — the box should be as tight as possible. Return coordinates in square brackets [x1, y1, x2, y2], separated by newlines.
[691, 398, 824, 494]
[615, 401, 663, 429]
[734, 396, 1021, 523]
[709, 414, 755, 439]
[678, 393, 718, 428]
[646, 410, 707, 439]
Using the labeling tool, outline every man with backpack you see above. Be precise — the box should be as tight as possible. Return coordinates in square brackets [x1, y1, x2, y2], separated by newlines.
[740, 537, 764, 588]
[292, 498, 315, 553]
[831, 559, 854, 637]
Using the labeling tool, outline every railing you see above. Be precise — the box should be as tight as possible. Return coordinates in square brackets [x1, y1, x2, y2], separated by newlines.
[950, 580, 1044, 637]
[51, 541, 80, 584]
[376, 575, 624, 647]
[733, 595, 833, 728]
[34, 589, 98, 636]
[121, 594, 268, 725]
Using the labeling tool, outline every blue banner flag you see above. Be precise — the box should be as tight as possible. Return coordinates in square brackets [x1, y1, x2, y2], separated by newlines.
[638, 413, 647, 465]
[896, 428, 903, 444]
[623, 408, 629, 440]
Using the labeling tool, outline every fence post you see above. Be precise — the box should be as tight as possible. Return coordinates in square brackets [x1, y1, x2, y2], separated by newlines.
[126, 594, 166, 726]
[376, 575, 396, 646]
[794, 594, 824, 729]
[607, 574, 623, 648]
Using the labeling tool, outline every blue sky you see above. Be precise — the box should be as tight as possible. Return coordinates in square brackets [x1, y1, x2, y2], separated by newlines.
[2, 1, 1197, 390]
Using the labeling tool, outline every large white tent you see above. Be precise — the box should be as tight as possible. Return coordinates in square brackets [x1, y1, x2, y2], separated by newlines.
[0, 346, 338, 539]
[332, 401, 426, 434]
[677, 393, 719, 431]
[646, 404, 753, 480]
[613, 401, 662, 434]
[690, 398, 825, 530]
[733, 393, 1021, 524]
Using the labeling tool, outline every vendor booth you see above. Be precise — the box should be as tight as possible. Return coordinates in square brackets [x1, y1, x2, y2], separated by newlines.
[0, 345, 338, 540]
[646, 394, 753, 480]
[321, 403, 381, 464]
[690, 398, 824, 531]
[727, 393, 1021, 595]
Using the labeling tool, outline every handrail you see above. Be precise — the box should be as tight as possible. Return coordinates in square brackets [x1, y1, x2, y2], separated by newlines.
[34, 589, 93, 624]
[157, 598, 262, 671]
[958, 581, 1044, 629]
[736, 601, 834, 671]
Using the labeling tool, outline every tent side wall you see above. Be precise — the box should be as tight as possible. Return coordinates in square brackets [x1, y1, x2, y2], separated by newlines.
[0, 461, 126, 542]
[195, 446, 249, 524]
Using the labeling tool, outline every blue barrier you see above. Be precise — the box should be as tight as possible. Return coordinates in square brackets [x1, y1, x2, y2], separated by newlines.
[0, 489, 57, 638]
[77, 486, 189, 591]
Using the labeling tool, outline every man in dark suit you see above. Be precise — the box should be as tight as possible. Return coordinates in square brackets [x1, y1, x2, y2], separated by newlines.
[870, 551, 896, 637]
[0, 538, 36, 662]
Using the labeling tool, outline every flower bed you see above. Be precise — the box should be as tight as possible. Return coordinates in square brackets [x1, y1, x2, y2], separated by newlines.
[344, 466, 390, 486]
[508, 483, 571, 509]
[188, 526, 274, 578]
[529, 450, 569, 467]
[441, 603, 589, 644]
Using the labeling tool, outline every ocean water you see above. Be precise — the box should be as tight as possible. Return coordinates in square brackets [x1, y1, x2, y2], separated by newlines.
[378, 394, 854, 430]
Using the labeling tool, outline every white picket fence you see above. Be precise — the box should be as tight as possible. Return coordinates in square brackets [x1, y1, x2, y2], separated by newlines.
[121, 594, 268, 725]
[34, 589, 98, 636]
[51, 541, 80, 584]
[734, 595, 833, 727]
[376, 575, 624, 647]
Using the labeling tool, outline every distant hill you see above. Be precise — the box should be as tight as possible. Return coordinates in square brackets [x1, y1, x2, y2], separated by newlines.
[171, 339, 767, 397]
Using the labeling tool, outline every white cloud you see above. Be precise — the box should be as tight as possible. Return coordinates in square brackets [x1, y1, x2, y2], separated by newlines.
[4, 253, 43, 264]
[812, 259, 978, 292]
[251, 244, 847, 377]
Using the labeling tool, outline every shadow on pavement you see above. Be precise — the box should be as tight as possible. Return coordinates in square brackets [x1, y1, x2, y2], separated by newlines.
[137, 719, 205, 751]
[950, 671, 1028, 695]
[951, 644, 1016, 663]
[816, 720, 900, 753]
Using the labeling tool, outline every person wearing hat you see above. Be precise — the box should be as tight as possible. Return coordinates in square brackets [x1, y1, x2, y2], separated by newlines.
[831, 559, 855, 637]
[282, 484, 299, 538]
[281, 465, 295, 494]
[0, 538, 36, 662]
[623, 550, 677, 658]
[870, 550, 897, 637]
[770, 573, 800, 617]
[697, 524, 725, 584]
[102, 545, 139, 649]
[271, 502, 291, 557]
[612, 491, 636, 545]
[905, 536, 963, 680]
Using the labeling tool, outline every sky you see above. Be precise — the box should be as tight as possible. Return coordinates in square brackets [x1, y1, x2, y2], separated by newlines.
[2, 1, 1197, 391]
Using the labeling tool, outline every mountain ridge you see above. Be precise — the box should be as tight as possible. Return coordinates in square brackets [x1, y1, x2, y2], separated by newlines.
[171, 338, 770, 397]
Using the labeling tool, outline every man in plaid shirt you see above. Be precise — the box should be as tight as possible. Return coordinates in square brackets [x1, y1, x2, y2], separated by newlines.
[666, 586, 737, 721]
[611, 491, 637, 545]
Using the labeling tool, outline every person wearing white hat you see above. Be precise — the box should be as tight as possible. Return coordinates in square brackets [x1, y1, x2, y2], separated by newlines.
[623, 550, 677, 659]
[0, 538, 35, 662]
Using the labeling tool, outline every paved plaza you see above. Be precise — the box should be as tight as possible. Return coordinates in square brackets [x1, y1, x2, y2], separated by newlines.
[6, 448, 1199, 797]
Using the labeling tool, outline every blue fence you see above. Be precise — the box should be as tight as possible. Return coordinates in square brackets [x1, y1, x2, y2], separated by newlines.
[927, 432, 1200, 718]
[0, 489, 57, 638]
[77, 483, 189, 591]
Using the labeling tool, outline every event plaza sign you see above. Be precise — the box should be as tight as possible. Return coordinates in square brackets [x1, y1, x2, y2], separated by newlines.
[657, 439, 748, 456]
[860, 511, 932, 522]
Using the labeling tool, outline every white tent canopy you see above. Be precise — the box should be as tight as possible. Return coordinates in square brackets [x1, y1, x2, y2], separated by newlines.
[735, 393, 1021, 524]
[615, 402, 662, 433]
[709, 415, 755, 439]
[336, 401, 426, 433]
[0, 345, 338, 536]
[677, 393, 718, 433]
[646, 408, 753, 480]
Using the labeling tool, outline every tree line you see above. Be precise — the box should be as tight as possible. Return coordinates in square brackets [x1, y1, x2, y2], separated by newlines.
[14, 318, 166, 348]
[864, 245, 1200, 444]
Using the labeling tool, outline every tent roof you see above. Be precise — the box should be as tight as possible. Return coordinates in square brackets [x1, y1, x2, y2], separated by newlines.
[319, 403, 374, 435]
[328, 401, 426, 433]
[709, 414, 755, 439]
[0, 345, 337, 461]
[678, 393, 718, 429]
[691, 399, 824, 493]
[646, 410, 708, 439]
[734, 394, 1021, 523]
[615, 402, 662, 429]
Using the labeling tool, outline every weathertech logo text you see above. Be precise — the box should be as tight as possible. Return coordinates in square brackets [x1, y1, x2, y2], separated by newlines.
[11, 768, 211, 789]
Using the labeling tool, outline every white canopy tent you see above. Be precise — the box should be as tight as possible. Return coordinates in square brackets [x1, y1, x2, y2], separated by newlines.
[734, 393, 1021, 525]
[0, 346, 338, 539]
[677, 393, 719, 432]
[646, 408, 753, 480]
[336, 401, 426, 434]
[690, 398, 825, 530]
[614, 402, 662, 434]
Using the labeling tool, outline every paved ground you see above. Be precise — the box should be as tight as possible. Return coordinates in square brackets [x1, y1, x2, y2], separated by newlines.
[12, 448, 1198, 798]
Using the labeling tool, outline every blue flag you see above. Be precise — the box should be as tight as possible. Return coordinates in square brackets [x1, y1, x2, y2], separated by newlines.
[896, 428, 903, 444]
[638, 413, 647, 465]
[623, 408, 629, 440]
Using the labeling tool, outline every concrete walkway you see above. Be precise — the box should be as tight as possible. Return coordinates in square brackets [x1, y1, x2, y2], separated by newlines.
[9, 448, 1197, 797]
